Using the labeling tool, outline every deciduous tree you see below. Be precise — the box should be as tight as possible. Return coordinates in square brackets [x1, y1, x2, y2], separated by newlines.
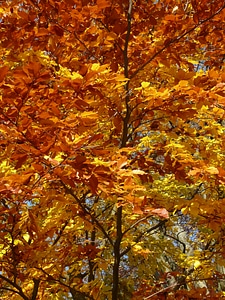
[0, 0, 225, 299]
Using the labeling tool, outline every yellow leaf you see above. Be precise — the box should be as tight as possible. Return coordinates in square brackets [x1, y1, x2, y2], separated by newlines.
[188, 58, 200, 64]
[141, 81, 150, 88]
[71, 72, 83, 80]
[132, 169, 146, 175]
[181, 206, 188, 214]
[91, 63, 100, 71]
[133, 244, 143, 251]
[14, 239, 23, 245]
[194, 260, 201, 269]
[179, 80, 189, 87]
[206, 166, 219, 175]
[23, 233, 30, 243]
[189, 202, 199, 216]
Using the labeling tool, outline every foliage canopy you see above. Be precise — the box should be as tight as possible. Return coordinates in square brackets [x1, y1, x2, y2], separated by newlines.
[0, 0, 225, 299]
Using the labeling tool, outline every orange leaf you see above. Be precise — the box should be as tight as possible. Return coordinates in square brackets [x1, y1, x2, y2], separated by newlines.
[133, 205, 143, 214]
[89, 174, 98, 194]
[117, 156, 127, 169]
[146, 208, 169, 219]
[193, 13, 199, 24]
[96, 0, 110, 9]
[3, 173, 33, 185]
[28, 61, 41, 76]
[188, 168, 202, 176]
[0, 66, 9, 83]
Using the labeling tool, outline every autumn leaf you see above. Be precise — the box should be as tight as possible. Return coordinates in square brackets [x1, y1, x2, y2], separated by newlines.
[145, 208, 170, 219]
[0, 66, 9, 83]
[0, 0, 225, 299]
[205, 166, 219, 175]
[2, 173, 33, 186]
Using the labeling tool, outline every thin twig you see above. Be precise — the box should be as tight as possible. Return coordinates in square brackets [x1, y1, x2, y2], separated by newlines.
[144, 283, 178, 299]
[130, 2, 225, 80]
[61, 181, 113, 246]
[120, 219, 168, 257]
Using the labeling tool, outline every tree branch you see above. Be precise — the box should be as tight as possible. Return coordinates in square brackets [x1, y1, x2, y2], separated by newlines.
[144, 282, 178, 299]
[130, 2, 225, 80]
[120, 0, 133, 148]
[0, 274, 29, 300]
[122, 215, 153, 237]
[61, 181, 113, 246]
[31, 279, 40, 300]
[0, 287, 24, 297]
[112, 1, 133, 299]
[53, 220, 69, 246]
[120, 219, 168, 257]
